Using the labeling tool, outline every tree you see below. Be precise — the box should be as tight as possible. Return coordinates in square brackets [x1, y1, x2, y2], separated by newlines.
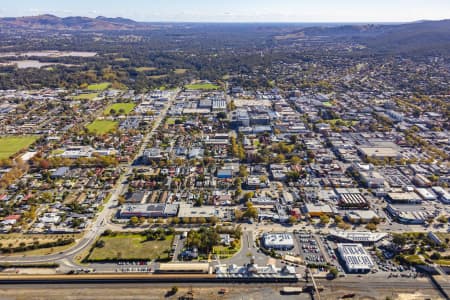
[129, 216, 139, 226]
[437, 215, 448, 224]
[290, 156, 301, 165]
[392, 234, 407, 246]
[288, 216, 297, 225]
[365, 223, 377, 231]
[320, 215, 330, 225]
[328, 267, 338, 279]
[234, 209, 244, 221]
[243, 192, 254, 202]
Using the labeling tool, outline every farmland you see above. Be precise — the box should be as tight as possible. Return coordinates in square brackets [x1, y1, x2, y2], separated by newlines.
[0, 136, 39, 159]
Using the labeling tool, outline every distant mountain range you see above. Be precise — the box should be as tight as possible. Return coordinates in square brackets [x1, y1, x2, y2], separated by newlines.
[276, 19, 450, 53]
[0, 14, 142, 30]
[1, 15, 449, 53]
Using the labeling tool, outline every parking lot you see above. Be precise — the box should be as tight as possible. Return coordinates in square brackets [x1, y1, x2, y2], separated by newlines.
[296, 232, 327, 266]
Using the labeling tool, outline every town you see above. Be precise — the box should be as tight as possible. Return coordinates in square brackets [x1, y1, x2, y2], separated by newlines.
[0, 17, 449, 300]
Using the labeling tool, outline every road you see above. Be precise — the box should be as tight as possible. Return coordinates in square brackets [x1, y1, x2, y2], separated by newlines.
[0, 89, 180, 267]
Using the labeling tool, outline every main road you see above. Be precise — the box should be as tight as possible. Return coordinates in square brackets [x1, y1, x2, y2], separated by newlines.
[0, 89, 180, 267]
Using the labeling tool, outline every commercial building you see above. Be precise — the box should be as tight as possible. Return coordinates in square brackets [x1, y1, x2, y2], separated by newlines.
[330, 231, 387, 245]
[177, 203, 223, 220]
[119, 203, 178, 218]
[262, 233, 294, 250]
[337, 243, 375, 273]
[386, 192, 422, 204]
[303, 203, 335, 217]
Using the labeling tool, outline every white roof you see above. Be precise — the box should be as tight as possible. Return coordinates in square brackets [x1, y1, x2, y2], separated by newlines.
[337, 243, 374, 271]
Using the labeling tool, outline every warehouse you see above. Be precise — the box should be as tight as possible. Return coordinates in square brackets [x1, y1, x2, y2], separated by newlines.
[337, 243, 375, 273]
[262, 233, 294, 250]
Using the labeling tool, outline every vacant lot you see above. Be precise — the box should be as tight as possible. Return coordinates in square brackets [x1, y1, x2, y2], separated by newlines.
[87, 233, 173, 261]
[0, 136, 39, 159]
[87, 82, 111, 91]
[72, 93, 99, 100]
[104, 103, 136, 115]
[185, 83, 220, 90]
[86, 120, 118, 134]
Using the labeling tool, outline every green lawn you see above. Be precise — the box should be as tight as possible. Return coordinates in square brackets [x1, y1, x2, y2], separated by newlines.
[104, 103, 136, 115]
[86, 120, 118, 134]
[323, 102, 333, 107]
[87, 233, 173, 261]
[87, 82, 111, 91]
[185, 83, 220, 90]
[0, 136, 39, 159]
[72, 93, 99, 100]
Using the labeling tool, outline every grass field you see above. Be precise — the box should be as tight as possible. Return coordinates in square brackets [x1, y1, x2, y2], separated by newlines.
[0, 136, 39, 159]
[185, 83, 220, 90]
[135, 67, 157, 72]
[87, 82, 111, 91]
[148, 74, 167, 79]
[104, 103, 136, 115]
[87, 233, 173, 261]
[174, 68, 188, 74]
[72, 93, 99, 100]
[86, 120, 118, 134]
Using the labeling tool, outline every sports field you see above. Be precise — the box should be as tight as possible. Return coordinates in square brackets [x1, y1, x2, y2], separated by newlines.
[86, 120, 118, 134]
[87, 82, 111, 91]
[104, 103, 136, 115]
[0, 136, 39, 159]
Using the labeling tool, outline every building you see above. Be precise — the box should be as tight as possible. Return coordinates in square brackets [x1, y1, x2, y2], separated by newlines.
[262, 233, 294, 250]
[386, 192, 422, 204]
[51, 167, 70, 179]
[177, 203, 223, 220]
[336, 188, 369, 209]
[337, 243, 375, 273]
[358, 146, 400, 160]
[432, 186, 450, 204]
[415, 188, 437, 201]
[143, 148, 163, 161]
[303, 204, 335, 217]
[156, 263, 210, 274]
[119, 203, 178, 218]
[345, 210, 379, 224]
[385, 204, 432, 224]
[330, 231, 387, 245]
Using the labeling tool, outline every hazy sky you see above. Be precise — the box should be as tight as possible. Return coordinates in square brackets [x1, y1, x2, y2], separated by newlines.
[1, 0, 449, 22]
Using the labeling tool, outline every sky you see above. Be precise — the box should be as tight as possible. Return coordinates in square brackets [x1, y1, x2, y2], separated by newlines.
[0, 0, 449, 23]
